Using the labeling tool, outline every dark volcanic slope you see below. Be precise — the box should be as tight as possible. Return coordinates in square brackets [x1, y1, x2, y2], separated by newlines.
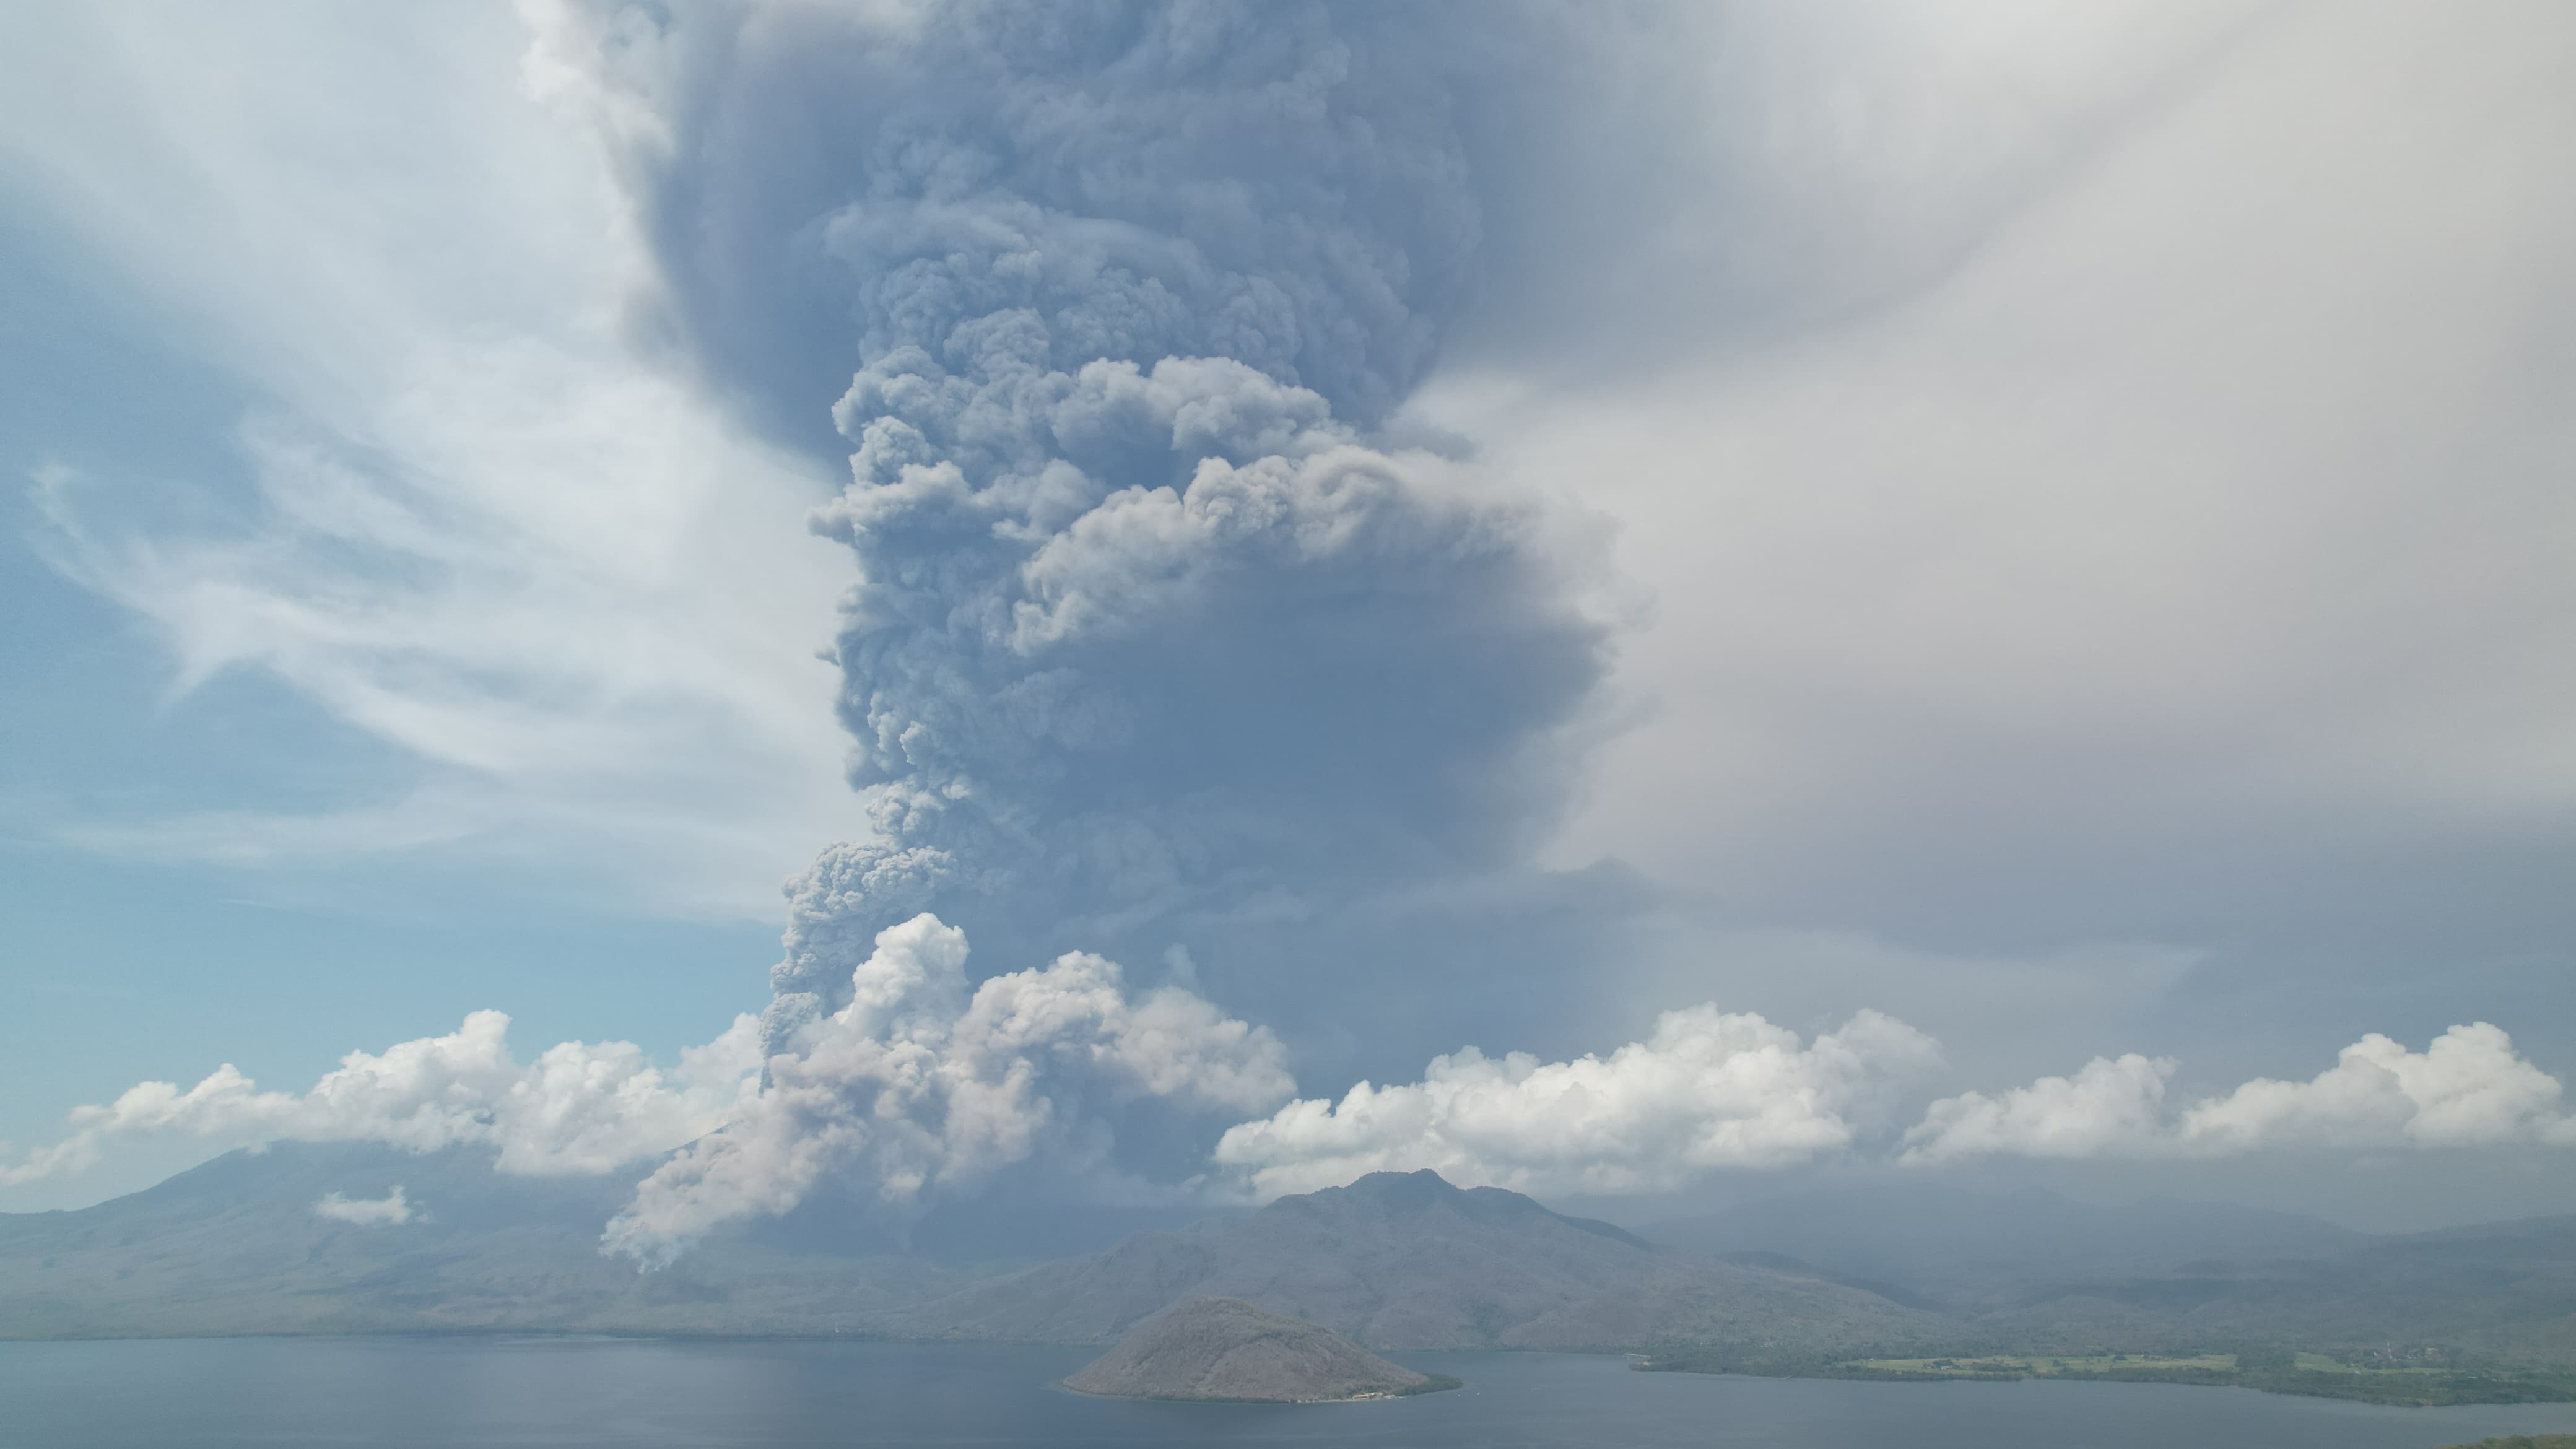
[1064, 1296, 1435, 1401]
[0, 1142, 973, 1338]
[1980, 1214, 2576, 1363]
[1647, 1185, 2576, 1363]
[877, 1169, 1957, 1352]
[0, 1152, 1942, 1352]
[43, 1152, 2561, 1362]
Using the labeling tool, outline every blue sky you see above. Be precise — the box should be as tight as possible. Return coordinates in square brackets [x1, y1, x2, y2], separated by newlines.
[4, 1, 2573, 1240]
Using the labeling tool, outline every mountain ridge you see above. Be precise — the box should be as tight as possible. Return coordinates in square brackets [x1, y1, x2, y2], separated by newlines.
[868, 1168, 1955, 1352]
[9, 1145, 2576, 1365]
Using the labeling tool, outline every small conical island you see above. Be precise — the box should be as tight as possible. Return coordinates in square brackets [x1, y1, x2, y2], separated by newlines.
[1062, 1296, 1460, 1403]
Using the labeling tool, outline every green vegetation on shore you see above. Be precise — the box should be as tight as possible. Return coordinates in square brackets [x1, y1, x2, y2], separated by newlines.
[2437, 1437, 2576, 1449]
[1634, 1345, 2576, 1408]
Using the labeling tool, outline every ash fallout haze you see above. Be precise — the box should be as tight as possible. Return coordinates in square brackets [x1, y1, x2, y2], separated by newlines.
[4, 0, 2575, 1290]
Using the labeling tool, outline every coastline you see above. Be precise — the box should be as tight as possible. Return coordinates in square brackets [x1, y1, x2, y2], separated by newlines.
[1633, 1351, 2576, 1408]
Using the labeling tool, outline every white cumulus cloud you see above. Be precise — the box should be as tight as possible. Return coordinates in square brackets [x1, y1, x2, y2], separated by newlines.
[2180, 1024, 2576, 1153]
[1899, 1053, 2177, 1164]
[1903, 1023, 2576, 1162]
[1212, 1007, 1944, 1200]
[603, 913, 1294, 1265]
[0, 1011, 762, 1186]
[314, 1186, 416, 1226]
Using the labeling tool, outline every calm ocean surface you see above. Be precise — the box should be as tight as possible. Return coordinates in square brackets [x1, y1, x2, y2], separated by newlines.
[3, 1337, 2572, 1449]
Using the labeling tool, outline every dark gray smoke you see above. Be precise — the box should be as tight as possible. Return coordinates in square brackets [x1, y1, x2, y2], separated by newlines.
[672, 1, 1619, 1044]
[561, 0, 1632, 1250]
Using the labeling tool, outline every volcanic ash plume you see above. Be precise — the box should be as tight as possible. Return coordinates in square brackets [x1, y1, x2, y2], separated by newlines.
[750, 2, 1608, 1042]
[535, 0, 1616, 1258]
[606, 913, 1292, 1266]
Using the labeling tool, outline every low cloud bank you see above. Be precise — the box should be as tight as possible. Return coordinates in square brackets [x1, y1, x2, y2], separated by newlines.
[1902, 1023, 2576, 1163]
[313, 1186, 415, 1225]
[0, 1011, 762, 1188]
[13, 989, 2570, 1232]
[1212, 1019, 2576, 1197]
[1213, 1007, 1943, 1199]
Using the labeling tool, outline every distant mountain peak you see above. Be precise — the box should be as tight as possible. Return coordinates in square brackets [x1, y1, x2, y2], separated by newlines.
[1274, 1169, 1653, 1250]
[1295, 1168, 1476, 1212]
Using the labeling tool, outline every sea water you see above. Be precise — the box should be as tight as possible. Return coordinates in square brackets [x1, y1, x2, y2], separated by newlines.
[3, 1337, 2570, 1448]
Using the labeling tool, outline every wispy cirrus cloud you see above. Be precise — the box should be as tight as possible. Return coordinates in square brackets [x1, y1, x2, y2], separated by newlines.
[2, 2, 856, 917]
